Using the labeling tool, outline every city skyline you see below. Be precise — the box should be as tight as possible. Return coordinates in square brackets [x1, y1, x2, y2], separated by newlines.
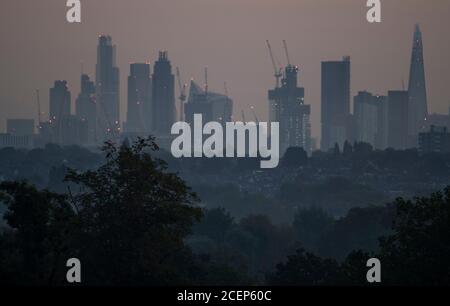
[1, 0, 450, 142]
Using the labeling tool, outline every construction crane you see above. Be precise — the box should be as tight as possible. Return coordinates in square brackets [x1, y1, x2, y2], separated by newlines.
[204, 67, 209, 96]
[176, 67, 187, 121]
[266, 40, 283, 88]
[35, 89, 42, 130]
[283, 40, 292, 67]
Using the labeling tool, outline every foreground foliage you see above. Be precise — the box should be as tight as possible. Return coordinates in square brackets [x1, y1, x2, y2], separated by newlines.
[0, 138, 203, 285]
[1, 138, 450, 285]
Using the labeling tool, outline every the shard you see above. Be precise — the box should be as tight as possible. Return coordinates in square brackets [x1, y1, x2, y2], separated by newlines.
[408, 24, 428, 144]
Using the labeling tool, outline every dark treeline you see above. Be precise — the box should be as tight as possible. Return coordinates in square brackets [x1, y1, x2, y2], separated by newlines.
[0, 139, 450, 285]
[188, 204, 394, 283]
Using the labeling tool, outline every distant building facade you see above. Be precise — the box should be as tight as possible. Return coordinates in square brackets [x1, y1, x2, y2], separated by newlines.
[184, 80, 233, 125]
[354, 92, 388, 149]
[49, 80, 72, 144]
[388, 90, 409, 150]
[152, 51, 175, 136]
[321, 56, 351, 151]
[425, 112, 450, 131]
[76, 74, 96, 144]
[96, 35, 120, 141]
[0, 134, 33, 149]
[58, 115, 88, 146]
[354, 91, 377, 146]
[126, 63, 152, 135]
[38, 80, 89, 147]
[7, 119, 35, 136]
[49, 80, 71, 122]
[36, 122, 53, 147]
[419, 125, 450, 153]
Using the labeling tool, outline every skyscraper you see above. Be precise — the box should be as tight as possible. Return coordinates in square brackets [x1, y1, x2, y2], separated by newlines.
[126, 63, 152, 135]
[46, 80, 90, 146]
[95, 35, 120, 141]
[374, 95, 389, 150]
[49, 80, 71, 144]
[353, 91, 388, 149]
[354, 91, 378, 146]
[388, 90, 409, 150]
[184, 80, 233, 126]
[49, 80, 71, 122]
[152, 51, 175, 136]
[268, 65, 311, 154]
[408, 24, 428, 146]
[76, 74, 96, 144]
[321, 56, 351, 151]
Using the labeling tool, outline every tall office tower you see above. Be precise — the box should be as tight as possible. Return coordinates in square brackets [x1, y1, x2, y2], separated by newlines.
[408, 24, 428, 147]
[152, 51, 175, 136]
[353, 92, 388, 149]
[126, 63, 152, 135]
[49, 80, 71, 143]
[268, 65, 311, 155]
[184, 80, 233, 125]
[321, 56, 351, 151]
[95, 35, 120, 141]
[374, 95, 389, 150]
[49, 80, 71, 122]
[76, 74, 96, 144]
[388, 90, 409, 150]
[354, 91, 378, 146]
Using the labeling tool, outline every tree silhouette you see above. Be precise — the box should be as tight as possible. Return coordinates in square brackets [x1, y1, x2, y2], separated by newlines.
[0, 181, 76, 285]
[267, 248, 342, 285]
[64, 137, 202, 285]
[379, 188, 450, 285]
[281, 147, 308, 168]
[193, 207, 234, 242]
[293, 207, 334, 253]
[0, 137, 203, 285]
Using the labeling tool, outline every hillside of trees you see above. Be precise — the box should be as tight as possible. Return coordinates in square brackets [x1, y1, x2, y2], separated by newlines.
[1, 139, 450, 285]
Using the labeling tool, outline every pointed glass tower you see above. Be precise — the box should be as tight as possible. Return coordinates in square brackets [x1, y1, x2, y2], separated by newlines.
[408, 24, 428, 141]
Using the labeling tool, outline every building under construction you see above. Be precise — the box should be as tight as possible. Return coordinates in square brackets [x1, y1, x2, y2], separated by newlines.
[268, 65, 311, 155]
[266, 40, 311, 155]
